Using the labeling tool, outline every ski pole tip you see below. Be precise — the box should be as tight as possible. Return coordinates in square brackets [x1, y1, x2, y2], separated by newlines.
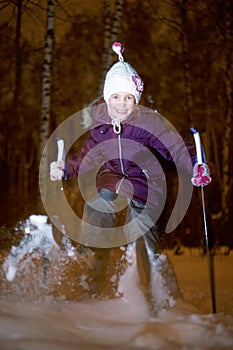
[190, 127, 198, 134]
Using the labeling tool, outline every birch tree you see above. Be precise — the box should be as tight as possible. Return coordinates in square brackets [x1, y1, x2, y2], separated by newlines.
[40, 0, 55, 153]
[98, 0, 124, 95]
[39, 0, 55, 209]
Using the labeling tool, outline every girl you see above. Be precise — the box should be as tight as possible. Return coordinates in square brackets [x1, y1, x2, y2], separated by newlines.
[50, 42, 211, 249]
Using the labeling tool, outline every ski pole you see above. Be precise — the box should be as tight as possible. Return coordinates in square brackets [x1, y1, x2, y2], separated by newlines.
[190, 127, 216, 314]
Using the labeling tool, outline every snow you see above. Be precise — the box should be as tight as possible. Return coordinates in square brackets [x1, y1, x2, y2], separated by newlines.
[0, 215, 233, 349]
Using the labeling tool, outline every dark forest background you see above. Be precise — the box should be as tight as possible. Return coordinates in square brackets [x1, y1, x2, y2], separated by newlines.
[0, 0, 232, 249]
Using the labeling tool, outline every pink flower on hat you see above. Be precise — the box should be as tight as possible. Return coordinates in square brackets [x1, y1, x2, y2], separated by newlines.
[132, 74, 144, 92]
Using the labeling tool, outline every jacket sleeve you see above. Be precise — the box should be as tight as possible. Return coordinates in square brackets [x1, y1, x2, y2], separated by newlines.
[149, 113, 196, 174]
[65, 132, 103, 179]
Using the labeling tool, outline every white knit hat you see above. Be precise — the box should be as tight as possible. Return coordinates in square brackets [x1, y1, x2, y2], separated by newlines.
[103, 42, 144, 104]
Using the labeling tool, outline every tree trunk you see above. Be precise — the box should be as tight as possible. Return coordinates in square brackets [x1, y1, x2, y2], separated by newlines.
[39, 0, 55, 212]
[181, 0, 193, 126]
[7, 0, 23, 222]
[221, 0, 233, 222]
[98, 0, 124, 96]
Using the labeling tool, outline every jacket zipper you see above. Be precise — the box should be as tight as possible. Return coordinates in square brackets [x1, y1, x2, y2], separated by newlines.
[111, 118, 128, 194]
[116, 133, 128, 194]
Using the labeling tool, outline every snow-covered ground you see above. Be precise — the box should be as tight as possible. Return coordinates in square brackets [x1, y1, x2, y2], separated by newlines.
[0, 215, 232, 349]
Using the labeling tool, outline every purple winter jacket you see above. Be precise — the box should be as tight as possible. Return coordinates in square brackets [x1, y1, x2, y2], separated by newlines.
[65, 103, 195, 209]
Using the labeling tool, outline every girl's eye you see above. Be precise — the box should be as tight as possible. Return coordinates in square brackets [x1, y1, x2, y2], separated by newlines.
[127, 96, 133, 100]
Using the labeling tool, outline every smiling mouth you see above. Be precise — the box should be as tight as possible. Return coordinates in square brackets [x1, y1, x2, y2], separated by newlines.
[116, 110, 127, 114]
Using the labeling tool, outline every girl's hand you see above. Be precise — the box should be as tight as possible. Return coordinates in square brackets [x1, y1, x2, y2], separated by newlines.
[50, 160, 65, 181]
[191, 163, 211, 187]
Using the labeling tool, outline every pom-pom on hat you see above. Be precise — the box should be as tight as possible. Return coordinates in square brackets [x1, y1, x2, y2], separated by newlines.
[103, 42, 144, 104]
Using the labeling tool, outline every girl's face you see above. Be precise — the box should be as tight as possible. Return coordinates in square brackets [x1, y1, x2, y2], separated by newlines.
[108, 92, 136, 120]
